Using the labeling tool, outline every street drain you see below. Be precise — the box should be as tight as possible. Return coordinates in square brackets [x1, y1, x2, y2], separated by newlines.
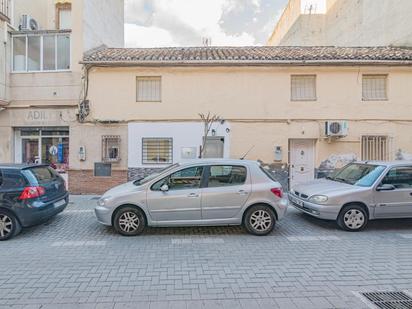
[360, 291, 412, 309]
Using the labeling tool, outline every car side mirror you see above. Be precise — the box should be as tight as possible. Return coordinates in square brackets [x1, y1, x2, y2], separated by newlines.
[160, 184, 169, 192]
[377, 184, 396, 191]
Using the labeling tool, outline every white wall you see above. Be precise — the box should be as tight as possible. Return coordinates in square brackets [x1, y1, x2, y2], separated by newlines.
[128, 122, 231, 168]
[83, 0, 124, 51]
[269, 0, 412, 47]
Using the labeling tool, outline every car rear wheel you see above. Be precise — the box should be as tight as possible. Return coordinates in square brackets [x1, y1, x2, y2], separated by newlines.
[113, 206, 146, 236]
[0, 210, 20, 241]
[244, 205, 276, 236]
[337, 204, 368, 231]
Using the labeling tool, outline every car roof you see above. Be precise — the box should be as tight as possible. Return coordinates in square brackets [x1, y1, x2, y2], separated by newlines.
[0, 163, 49, 170]
[178, 159, 260, 166]
[356, 160, 412, 167]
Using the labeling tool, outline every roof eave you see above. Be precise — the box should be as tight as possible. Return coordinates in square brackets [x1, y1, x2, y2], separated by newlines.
[80, 60, 412, 67]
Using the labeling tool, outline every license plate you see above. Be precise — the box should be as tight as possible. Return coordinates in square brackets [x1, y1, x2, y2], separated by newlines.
[290, 196, 304, 207]
[54, 199, 66, 208]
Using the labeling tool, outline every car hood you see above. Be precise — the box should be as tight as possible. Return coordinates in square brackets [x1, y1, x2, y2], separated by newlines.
[291, 178, 364, 198]
[103, 181, 145, 197]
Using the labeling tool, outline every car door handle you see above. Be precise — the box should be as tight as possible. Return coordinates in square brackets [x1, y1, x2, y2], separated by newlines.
[187, 193, 199, 198]
[237, 190, 249, 195]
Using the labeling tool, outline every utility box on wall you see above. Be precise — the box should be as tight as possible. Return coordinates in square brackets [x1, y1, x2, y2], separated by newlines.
[274, 146, 282, 161]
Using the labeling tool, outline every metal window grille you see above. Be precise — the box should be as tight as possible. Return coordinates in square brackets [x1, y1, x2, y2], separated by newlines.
[291, 75, 316, 101]
[361, 135, 391, 161]
[362, 75, 388, 101]
[142, 138, 172, 164]
[137, 77, 161, 102]
[0, 0, 10, 19]
[102, 136, 121, 163]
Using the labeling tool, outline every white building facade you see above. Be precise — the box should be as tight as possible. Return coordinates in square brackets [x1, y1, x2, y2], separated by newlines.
[268, 0, 412, 47]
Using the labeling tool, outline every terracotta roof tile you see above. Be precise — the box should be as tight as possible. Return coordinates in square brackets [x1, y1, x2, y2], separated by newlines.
[82, 46, 412, 65]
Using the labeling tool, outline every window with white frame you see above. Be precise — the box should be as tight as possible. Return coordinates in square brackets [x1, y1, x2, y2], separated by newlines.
[291, 75, 316, 101]
[361, 135, 391, 161]
[136, 77, 161, 102]
[362, 75, 388, 101]
[102, 136, 121, 163]
[12, 33, 70, 72]
[56, 3, 72, 29]
[142, 138, 172, 164]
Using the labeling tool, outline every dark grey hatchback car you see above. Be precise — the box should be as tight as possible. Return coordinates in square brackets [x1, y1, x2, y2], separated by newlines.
[0, 164, 68, 240]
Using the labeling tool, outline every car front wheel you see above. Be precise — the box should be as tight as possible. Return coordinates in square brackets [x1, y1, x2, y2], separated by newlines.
[0, 210, 20, 241]
[337, 204, 368, 231]
[244, 205, 276, 236]
[113, 206, 146, 236]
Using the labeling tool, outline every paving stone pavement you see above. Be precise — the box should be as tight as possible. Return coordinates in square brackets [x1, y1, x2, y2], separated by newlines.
[1, 195, 412, 309]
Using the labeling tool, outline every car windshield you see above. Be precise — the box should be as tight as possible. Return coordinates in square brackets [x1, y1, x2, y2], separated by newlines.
[133, 163, 180, 186]
[327, 163, 386, 187]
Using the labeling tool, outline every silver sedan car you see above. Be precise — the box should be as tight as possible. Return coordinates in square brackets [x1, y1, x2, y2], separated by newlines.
[289, 161, 412, 231]
[95, 159, 288, 236]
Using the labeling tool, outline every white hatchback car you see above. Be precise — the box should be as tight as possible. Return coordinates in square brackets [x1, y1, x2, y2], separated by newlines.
[95, 159, 288, 236]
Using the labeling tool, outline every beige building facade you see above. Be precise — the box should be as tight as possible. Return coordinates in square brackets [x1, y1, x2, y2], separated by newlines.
[0, 0, 124, 187]
[2, 2, 412, 195]
[72, 46, 412, 193]
[268, 0, 412, 47]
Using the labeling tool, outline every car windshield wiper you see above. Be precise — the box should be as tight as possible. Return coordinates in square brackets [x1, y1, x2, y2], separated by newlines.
[334, 177, 350, 184]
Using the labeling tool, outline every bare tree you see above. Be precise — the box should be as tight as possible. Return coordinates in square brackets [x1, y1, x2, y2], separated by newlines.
[199, 112, 221, 158]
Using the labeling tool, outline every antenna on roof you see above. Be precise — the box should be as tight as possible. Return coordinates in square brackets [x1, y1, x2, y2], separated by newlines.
[202, 37, 212, 47]
[240, 145, 255, 160]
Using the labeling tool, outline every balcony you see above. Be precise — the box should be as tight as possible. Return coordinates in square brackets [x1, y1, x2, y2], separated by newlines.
[0, 0, 10, 22]
[11, 30, 71, 73]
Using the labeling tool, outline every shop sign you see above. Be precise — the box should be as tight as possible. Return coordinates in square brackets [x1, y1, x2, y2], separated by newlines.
[58, 144, 64, 163]
[49, 145, 58, 156]
[27, 111, 47, 121]
[24, 110, 61, 124]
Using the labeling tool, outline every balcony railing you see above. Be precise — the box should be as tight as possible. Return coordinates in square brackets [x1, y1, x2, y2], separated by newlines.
[0, 0, 11, 21]
[11, 30, 71, 73]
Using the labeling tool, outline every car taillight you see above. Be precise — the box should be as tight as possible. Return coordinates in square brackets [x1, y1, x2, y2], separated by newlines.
[271, 188, 283, 198]
[19, 186, 46, 200]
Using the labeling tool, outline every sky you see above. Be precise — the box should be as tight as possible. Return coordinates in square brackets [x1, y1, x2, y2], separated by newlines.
[124, 0, 291, 47]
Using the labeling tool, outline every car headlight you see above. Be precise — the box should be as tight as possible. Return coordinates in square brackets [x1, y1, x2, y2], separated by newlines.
[97, 196, 112, 206]
[309, 195, 328, 204]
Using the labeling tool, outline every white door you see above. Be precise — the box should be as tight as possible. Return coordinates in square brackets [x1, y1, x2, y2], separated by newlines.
[289, 139, 315, 189]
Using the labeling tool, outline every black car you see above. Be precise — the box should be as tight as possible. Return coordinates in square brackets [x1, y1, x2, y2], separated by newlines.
[0, 164, 68, 240]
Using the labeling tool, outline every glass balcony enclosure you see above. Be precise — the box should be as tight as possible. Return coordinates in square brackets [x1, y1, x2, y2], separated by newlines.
[12, 31, 71, 72]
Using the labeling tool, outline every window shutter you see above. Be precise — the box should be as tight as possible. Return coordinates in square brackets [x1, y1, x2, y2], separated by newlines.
[291, 75, 316, 101]
[137, 77, 161, 102]
[362, 75, 387, 100]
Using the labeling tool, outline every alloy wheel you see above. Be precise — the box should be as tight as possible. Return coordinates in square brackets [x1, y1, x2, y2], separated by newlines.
[0, 214, 13, 238]
[343, 209, 365, 230]
[249, 210, 272, 232]
[118, 211, 140, 233]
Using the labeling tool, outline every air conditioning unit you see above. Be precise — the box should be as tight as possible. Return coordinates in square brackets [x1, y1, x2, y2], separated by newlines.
[19, 15, 39, 31]
[325, 121, 348, 137]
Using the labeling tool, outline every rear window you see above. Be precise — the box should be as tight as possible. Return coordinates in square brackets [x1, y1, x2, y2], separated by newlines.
[259, 166, 278, 182]
[23, 167, 59, 185]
